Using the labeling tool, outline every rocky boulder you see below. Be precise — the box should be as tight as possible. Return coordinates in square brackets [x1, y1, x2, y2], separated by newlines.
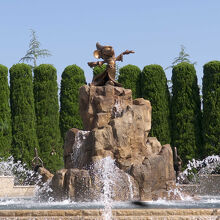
[52, 84, 175, 201]
[51, 166, 139, 201]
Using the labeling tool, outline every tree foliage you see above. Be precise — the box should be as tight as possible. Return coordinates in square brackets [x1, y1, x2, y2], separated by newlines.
[93, 64, 106, 77]
[33, 64, 63, 172]
[118, 64, 141, 99]
[141, 64, 171, 145]
[20, 30, 51, 68]
[171, 62, 202, 164]
[166, 45, 196, 70]
[202, 61, 220, 155]
[0, 65, 11, 158]
[60, 65, 86, 140]
[10, 64, 39, 166]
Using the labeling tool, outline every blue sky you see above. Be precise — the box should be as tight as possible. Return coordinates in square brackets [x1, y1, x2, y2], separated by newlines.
[1, 0, 220, 87]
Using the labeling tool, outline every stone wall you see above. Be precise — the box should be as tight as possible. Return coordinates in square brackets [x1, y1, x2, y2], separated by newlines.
[0, 209, 219, 219]
[52, 84, 176, 201]
[180, 174, 220, 196]
[0, 176, 35, 197]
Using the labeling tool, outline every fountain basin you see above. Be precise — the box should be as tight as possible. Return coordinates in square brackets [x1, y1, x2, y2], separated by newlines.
[0, 208, 219, 219]
[0, 196, 219, 209]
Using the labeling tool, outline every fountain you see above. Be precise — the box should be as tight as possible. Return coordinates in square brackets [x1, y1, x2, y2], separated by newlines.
[0, 42, 219, 219]
[53, 43, 176, 202]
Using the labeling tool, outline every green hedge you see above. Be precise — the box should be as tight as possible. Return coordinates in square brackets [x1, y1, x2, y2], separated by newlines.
[33, 64, 63, 172]
[171, 62, 202, 164]
[10, 63, 38, 166]
[0, 65, 11, 159]
[60, 65, 86, 140]
[141, 64, 171, 145]
[93, 64, 106, 77]
[202, 61, 220, 155]
[118, 64, 141, 99]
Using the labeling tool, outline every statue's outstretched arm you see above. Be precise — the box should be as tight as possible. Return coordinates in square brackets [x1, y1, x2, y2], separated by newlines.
[88, 61, 105, 68]
[116, 50, 135, 62]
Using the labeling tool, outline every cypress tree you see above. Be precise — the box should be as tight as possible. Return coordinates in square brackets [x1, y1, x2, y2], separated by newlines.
[0, 65, 11, 158]
[118, 64, 141, 99]
[33, 64, 63, 172]
[141, 64, 171, 145]
[171, 62, 202, 164]
[93, 64, 106, 77]
[60, 65, 86, 140]
[10, 64, 38, 166]
[202, 61, 220, 155]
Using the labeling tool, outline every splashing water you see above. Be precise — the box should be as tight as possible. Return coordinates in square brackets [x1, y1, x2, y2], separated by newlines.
[126, 173, 134, 200]
[0, 156, 36, 185]
[93, 157, 119, 220]
[112, 100, 123, 118]
[71, 130, 90, 168]
[179, 155, 220, 183]
[0, 156, 54, 201]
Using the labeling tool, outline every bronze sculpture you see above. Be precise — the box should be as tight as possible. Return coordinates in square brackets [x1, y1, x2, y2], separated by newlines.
[88, 42, 134, 86]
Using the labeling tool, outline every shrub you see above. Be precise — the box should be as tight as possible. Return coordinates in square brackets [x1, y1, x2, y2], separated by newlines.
[171, 62, 202, 164]
[0, 65, 11, 158]
[60, 65, 86, 140]
[202, 61, 220, 155]
[10, 63, 38, 166]
[33, 64, 63, 172]
[93, 64, 106, 77]
[141, 64, 171, 145]
[118, 64, 141, 99]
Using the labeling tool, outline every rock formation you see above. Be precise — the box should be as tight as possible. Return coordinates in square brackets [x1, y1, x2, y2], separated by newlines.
[51, 84, 175, 201]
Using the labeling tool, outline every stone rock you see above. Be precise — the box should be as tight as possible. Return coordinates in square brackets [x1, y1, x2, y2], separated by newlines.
[131, 144, 175, 200]
[51, 169, 67, 200]
[52, 84, 176, 201]
[64, 128, 92, 169]
[112, 170, 139, 201]
[64, 169, 92, 201]
[51, 166, 139, 201]
[79, 85, 132, 130]
[37, 167, 54, 183]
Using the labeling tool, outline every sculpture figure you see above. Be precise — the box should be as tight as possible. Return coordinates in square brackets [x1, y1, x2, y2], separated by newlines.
[173, 147, 182, 182]
[32, 147, 43, 172]
[88, 42, 134, 86]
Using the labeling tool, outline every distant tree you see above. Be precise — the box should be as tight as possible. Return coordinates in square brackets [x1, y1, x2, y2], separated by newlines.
[34, 64, 63, 172]
[118, 65, 141, 99]
[10, 64, 39, 166]
[60, 65, 86, 140]
[19, 29, 51, 68]
[171, 62, 202, 164]
[92, 64, 120, 80]
[166, 45, 196, 70]
[93, 64, 106, 77]
[141, 64, 171, 145]
[202, 61, 220, 156]
[0, 65, 11, 158]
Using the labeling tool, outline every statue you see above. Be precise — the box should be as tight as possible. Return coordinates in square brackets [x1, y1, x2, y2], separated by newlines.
[32, 148, 43, 172]
[88, 42, 134, 86]
[173, 147, 182, 182]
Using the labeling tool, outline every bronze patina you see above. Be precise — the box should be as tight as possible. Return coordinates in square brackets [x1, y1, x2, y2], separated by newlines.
[88, 42, 134, 86]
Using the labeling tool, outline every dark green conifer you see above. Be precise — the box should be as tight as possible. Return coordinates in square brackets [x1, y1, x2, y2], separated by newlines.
[171, 62, 202, 164]
[118, 65, 141, 99]
[60, 65, 86, 140]
[141, 64, 171, 145]
[202, 61, 220, 155]
[33, 64, 63, 172]
[10, 64, 38, 166]
[93, 64, 106, 77]
[0, 65, 11, 158]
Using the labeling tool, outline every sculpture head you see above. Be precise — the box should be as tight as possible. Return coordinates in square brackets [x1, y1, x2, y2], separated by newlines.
[93, 42, 115, 59]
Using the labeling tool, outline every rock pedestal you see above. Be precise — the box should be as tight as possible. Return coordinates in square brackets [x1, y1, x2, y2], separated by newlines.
[52, 84, 175, 201]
